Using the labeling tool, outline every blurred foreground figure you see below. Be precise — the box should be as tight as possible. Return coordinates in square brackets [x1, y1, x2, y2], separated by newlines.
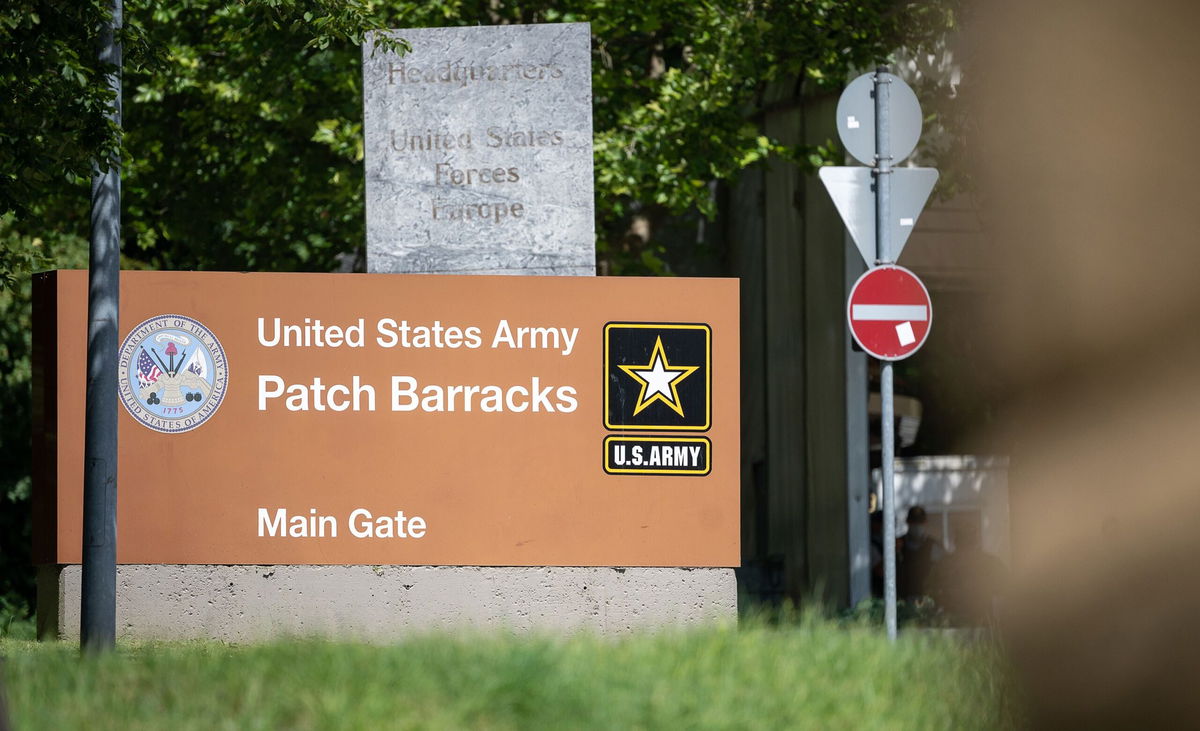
[970, 0, 1200, 727]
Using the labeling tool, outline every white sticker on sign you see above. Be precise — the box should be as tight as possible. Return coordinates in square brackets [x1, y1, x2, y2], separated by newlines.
[847, 116, 860, 129]
[900, 217, 914, 227]
[896, 321, 916, 346]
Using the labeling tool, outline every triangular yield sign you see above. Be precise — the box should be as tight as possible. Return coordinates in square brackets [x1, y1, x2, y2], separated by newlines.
[818, 166, 939, 265]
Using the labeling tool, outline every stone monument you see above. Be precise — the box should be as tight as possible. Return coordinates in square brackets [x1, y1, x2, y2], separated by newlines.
[362, 23, 595, 275]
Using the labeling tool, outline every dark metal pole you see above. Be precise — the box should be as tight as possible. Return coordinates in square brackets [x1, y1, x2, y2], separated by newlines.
[82, 0, 122, 652]
[873, 65, 898, 641]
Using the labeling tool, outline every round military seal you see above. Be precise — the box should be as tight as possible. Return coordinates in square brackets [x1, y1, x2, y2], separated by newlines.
[118, 314, 229, 433]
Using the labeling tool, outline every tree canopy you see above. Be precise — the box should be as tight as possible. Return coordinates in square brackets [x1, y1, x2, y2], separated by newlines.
[0, 0, 956, 621]
[2, 0, 956, 281]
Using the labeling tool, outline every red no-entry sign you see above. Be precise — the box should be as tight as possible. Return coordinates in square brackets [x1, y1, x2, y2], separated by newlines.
[847, 264, 932, 360]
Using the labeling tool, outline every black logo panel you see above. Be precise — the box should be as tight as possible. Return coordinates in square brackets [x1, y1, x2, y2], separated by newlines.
[604, 323, 711, 431]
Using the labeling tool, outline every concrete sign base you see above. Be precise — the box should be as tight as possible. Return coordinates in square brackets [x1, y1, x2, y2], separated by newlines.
[40, 565, 735, 641]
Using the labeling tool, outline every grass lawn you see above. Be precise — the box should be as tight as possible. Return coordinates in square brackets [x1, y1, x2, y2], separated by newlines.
[1, 618, 1016, 730]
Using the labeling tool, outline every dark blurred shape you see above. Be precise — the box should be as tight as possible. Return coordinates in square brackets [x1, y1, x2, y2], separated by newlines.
[926, 516, 1005, 625]
[0, 660, 10, 731]
[899, 505, 944, 602]
[870, 510, 885, 599]
[967, 0, 1200, 727]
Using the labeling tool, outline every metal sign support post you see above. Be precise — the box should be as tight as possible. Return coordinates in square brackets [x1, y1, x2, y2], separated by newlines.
[82, 0, 122, 653]
[823, 65, 937, 641]
[872, 66, 898, 641]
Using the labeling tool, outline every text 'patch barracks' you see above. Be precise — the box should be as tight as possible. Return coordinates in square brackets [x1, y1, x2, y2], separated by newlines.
[604, 322, 711, 431]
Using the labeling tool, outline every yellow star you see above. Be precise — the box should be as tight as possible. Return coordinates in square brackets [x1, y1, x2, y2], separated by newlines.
[617, 336, 699, 417]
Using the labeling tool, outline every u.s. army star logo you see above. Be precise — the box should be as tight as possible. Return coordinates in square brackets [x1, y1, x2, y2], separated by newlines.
[616, 336, 698, 417]
[604, 322, 711, 431]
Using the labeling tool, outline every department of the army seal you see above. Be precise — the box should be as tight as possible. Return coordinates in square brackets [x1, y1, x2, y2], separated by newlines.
[118, 314, 229, 433]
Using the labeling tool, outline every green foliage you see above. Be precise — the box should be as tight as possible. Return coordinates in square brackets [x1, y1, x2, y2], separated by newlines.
[1, 619, 1017, 728]
[0, 596, 35, 640]
[1, 0, 958, 283]
[0, 219, 90, 616]
[0, 0, 410, 280]
[0, 2, 115, 220]
[575, 0, 956, 273]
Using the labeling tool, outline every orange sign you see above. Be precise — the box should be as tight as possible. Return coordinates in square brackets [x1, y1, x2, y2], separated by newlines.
[32, 271, 739, 567]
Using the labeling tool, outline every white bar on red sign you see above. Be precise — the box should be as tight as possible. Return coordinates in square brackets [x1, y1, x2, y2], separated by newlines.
[850, 304, 928, 321]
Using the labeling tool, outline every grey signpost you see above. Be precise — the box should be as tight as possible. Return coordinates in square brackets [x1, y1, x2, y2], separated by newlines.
[821, 67, 938, 641]
[82, 0, 123, 652]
